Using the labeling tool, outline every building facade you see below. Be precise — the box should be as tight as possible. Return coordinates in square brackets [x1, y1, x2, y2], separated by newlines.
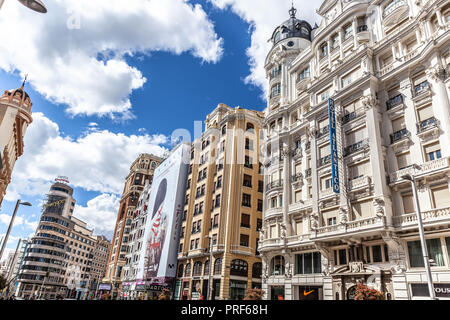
[15, 178, 111, 299]
[175, 104, 265, 300]
[0, 82, 33, 207]
[121, 180, 152, 299]
[103, 154, 162, 299]
[260, 0, 450, 300]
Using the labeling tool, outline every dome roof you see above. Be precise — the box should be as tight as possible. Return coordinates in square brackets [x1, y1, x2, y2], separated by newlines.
[271, 6, 313, 44]
[2, 76, 31, 102]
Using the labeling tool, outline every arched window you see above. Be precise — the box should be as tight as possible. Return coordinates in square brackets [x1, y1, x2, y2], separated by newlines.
[177, 264, 184, 278]
[221, 125, 226, 135]
[246, 123, 255, 132]
[151, 162, 156, 168]
[230, 259, 248, 277]
[185, 263, 191, 277]
[193, 262, 202, 276]
[252, 262, 262, 279]
[204, 260, 210, 275]
[214, 258, 222, 275]
[271, 256, 285, 275]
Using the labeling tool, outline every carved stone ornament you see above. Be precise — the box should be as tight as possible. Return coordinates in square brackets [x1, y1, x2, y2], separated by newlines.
[349, 261, 364, 273]
[280, 145, 290, 159]
[390, 262, 407, 274]
[310, 213, 319, 229]
[280, 223, 287, 240]
[373, 198, 385, 217]
[339, 207, 348, 224]
[285, 255, 292, 278]
[361, 95, 378, 110]
[259, 230, 265, 241]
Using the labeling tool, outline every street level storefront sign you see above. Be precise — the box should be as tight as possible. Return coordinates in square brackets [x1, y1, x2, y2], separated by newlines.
[328, 98, 340, 193]
[411, 283, 450, 298]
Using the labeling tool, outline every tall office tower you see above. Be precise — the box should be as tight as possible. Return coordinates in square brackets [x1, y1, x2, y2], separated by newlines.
[16, 177, 111, 300]
[0, 82, 33, 207]
[103, 154, 162, 299]
[260, 2, 450, 300]
[175, 104, 265, 300]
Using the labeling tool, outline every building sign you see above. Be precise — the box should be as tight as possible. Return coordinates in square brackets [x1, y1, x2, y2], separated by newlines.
[98, 283, 112, 291]
[328, 98, 340, 194]
[411, 283, 450, 298]
[137, 143, 190, 282]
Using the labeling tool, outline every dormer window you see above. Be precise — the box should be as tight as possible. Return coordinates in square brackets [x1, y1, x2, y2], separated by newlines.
[274, 31, 281, 43]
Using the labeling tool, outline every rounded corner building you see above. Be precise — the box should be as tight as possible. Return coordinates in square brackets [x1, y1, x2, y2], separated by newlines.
[260, 1, 450, 300]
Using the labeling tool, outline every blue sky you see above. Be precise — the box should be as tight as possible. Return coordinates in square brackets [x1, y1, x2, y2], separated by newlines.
[0, 0, 319, 260]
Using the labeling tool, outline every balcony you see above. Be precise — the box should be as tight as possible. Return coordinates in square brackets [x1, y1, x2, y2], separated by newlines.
[389, 156, 450, 184]
[343, 139, 369, 157]
[258, 238, 283, 251]
[266, 179, 283, 192]
[230, 245, 253, 256]
[414, 81, 430, 97]
[316, 125, 330, 139]
[286, 234, 310, 245]
[341, 108, 365, 125]
[390, 128, 410, 144]
[319, 188, 334, 199]
[386, 94, 403, 111]
[378, 63, 394, 77]
[347, 176, 371, 191]
[312, 216, 386, 240]
[393, 207, 450, 229]
[318, 155, 331, 167]
[417, 117, 438, 135]
[383, 0, 409, 26]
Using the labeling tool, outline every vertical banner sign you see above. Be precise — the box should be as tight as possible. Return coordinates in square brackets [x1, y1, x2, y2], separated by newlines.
[328, 98, 340, 194]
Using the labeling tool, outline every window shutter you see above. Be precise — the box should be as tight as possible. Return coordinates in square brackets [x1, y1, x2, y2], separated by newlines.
[402, 194, 415, 214]
[424, 142, 441, 154]
[431, 186, 450, 209]
[396, 152, 411, 169]
[392, 117, 405, 132]
[417, 105, 434, 121]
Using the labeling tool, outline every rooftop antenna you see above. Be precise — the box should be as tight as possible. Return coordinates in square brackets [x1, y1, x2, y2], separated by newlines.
[21, 74, 28, 89]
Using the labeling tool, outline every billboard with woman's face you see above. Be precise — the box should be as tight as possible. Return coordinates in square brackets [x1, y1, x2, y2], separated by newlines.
[137, 143, 190, 283]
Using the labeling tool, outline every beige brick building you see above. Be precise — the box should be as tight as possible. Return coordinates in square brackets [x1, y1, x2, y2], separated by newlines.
[175, 104, 265, 300]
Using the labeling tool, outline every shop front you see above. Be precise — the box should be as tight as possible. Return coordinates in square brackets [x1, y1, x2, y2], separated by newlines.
[297, 285, 322, 300]
[229, 280, 247, 300]
[270, 285, 285, 300]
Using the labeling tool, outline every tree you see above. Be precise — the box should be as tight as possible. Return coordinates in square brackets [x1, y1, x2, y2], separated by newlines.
[243, 288, 265, 300]
[354, 283, 385, 300]
[0, 275, 6, 291]
[158, 288, 171, 300]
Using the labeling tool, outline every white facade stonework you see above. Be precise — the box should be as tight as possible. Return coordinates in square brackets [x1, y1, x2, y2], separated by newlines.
[260, 0, 450, 300]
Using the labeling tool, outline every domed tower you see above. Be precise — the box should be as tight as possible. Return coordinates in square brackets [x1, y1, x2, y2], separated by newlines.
[265, 5, 313, 112]
[0, 79, 33, 207]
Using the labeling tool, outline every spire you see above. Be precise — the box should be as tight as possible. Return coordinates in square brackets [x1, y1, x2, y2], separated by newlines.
[21, 74, 28, 89]
[289, 2, 297, 19]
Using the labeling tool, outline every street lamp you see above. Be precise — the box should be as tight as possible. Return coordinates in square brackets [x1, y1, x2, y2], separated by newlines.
[205, 235, 213, 301]
[0, 200, 32, 261]
[401, 166, 437, 300]
[0, 0, 47, 13]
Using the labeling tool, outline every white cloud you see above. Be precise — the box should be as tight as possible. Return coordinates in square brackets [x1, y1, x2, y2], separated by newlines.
[73, 193, 120, 238]
[0, 0, 223, 119]
[4, 112, 168, 200]
[209, 0, 319, 95]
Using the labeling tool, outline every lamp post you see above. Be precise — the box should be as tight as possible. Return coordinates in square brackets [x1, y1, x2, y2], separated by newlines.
[402, 166, 437, 300]
[0, 0, 47, 13]
[205, 235, 213, 301]
[0, 200, 32, 261]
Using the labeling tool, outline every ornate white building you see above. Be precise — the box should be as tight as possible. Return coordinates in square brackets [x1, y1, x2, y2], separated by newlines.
[260, 0, 450, 300]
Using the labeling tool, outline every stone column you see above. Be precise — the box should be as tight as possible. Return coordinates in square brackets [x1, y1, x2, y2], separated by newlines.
[281, 143, 292, 236]
[436, 10, 444, 28]
[426, 65, 450, 157]
[327, 38, 332, 68]
[352, 17, 358, 49]
[339, 28, 344, 60]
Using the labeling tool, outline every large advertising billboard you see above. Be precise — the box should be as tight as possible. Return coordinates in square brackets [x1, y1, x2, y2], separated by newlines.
[136, 143, 190, 285]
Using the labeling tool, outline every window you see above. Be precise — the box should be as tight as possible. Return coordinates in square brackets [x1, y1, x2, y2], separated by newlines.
[320, 43, 328, 58]
[214, 258, 222, 275]
[246, 123, 255, 132]
[271, 83, 281, 99]
[244, 156, 253, 169]
[372, 245, 382, 263]
[242, 194, 251, 207]
[240, 234, 249, 247]
[243, 174, 252, 188]
[185, 263, 191, 277]
[328, 217, 337, 226]
[407, 238, 445, 268]
[424, 142, 442, 161]
[431, 186, 450, 209]
[193, 262, 202, 276]
[245, 138, 253, 151]
[295, 252, 322, 274]
[252, 263, 262, 279]
[241, 214, 250, 228]
[271, 256, 285, 275]
[257, 199, 263, 212]
[230, 259, 248, 277]
[344, 23, 353, 40]
[258, 181, 264, 193]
